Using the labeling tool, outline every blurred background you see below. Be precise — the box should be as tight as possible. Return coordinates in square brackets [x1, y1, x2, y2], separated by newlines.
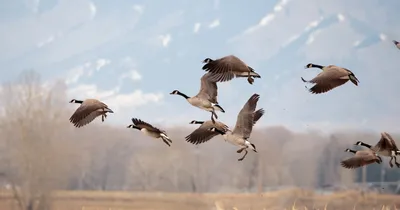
[1, 0, 400, 209]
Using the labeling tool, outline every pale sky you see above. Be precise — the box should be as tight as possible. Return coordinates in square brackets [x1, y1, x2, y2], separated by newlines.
[1, 0, 400, 133]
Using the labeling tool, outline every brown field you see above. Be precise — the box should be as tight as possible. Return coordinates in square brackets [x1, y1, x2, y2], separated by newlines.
[0, 189, 399, 210]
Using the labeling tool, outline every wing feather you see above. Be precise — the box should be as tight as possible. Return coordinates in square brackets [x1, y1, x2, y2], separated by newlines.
[196, 73, 218, 103]
[185, 121, 229, 145]
[232, 94, 260, 138]
[307, 79, 349, 94]
[69, 101, 107, 127]
[252, 108, 265, 126]
[382, 132, 399, 151]
[202, 55, 249, 83]
[131, 118, 162, 133]
[72, 109, 104, 128]
[341, 151, 378, 169]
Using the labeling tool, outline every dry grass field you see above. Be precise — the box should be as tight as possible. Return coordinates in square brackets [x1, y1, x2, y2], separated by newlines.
[0, 188, 399, 210]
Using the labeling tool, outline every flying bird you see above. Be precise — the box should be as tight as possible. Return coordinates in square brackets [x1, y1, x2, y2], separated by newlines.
[355, 132, 400, 168]
[185, 120, 230, 145]
[201, 55, 261, 84]
[170, 72, 225, 123]
[209, 94, 265, 161]
[301, 63, 359, 94]
[341, 148, 382, 169]
[69, 99, 114, 128]
[127, 118, 172, 147]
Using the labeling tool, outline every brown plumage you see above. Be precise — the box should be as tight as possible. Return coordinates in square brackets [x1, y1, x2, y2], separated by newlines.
[69, 99, 114, 128]
[127, 118, 172, 147]
[301, 63, 359, 94]
[252, 108, 265, 126]
[355, 132, 400, 168]
[233, 94, 262, 139]
[185, 120, 229, 145]
[202, 55, 261, 84]
[341, 148, 381, 169]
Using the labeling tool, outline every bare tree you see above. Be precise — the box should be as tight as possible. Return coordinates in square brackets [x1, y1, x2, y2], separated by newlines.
[0, 70, 78, 210]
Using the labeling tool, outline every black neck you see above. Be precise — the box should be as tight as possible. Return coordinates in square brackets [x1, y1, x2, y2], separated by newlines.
[74, 100, 84, 104]
[128, 124, 141, 130]
[347, 149, 356, 154]
[360, 142, 371, 148]
[310, 64, 324, 69]
[177, 91, 190, 99]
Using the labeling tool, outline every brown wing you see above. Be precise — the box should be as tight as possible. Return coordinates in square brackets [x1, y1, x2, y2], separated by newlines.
[373, 133, 392, 152]
[72, 110, 104, 128]
[252, 108, 265, 126]
[305, 69, 350, 94]
[131, 118, 161, 132]
[341, 150, 378, 169]
[307, 79, 349, 94]
[196, 73, 218, 103]
[214, 121, 229, 131]
[206, 72, 236, 83]
[69, 100, 107, 127]
[185, 121, 229, 145]
[308, 68, 349, 83]
[232, 94, 260, 138]
[202, 55, 249, 82]
[381, 132, 399, 151]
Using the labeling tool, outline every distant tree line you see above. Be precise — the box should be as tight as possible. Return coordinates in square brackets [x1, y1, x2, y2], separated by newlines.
[0, 70, 399, 210]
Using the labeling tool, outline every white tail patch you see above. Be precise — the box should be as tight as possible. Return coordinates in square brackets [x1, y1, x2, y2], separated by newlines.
[212, 104, 224, 112]
[245, 140, 255, 150]
[249, 72, 260, 77]
[160, 133, 169, 139]
[234, 71, 260, 77]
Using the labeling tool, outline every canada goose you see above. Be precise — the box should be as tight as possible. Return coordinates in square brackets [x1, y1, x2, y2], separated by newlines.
[202, 55, 261, 84]
[393, 40, 400, 50]
[355, 132, 400, 168]
[169, 73, 225, 123]
[301, 63, 359, 94]
[69, 99, 114, 128]
[209, 93, 264, 161]
[341, 148, 382, 169]
[127, 118, 172, 147]
[186, 108, 265, 145]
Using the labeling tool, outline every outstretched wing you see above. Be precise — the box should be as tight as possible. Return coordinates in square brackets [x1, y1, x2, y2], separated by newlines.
[304, 69, 350, 94]
[382, 132, 399, 151]
[196, 73, 219, 103]
[341, 151, 378, 169]
[232, 94, 260, 138]
[131, 118, 161, 132]
[202, 55, 248, 83]
[69, 100, 106, 127]
[252, 108, 265, 126]
[185, 121, 229, 145]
